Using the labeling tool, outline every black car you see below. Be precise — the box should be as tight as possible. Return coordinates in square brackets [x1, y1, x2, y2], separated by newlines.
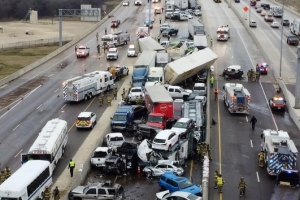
[287, 36, 299, 45]
[282, 19, 290, 26]
[104, 155, 125, 175]
[162, 28, 179, 37]
[135, 124, 161, 141]
[263, 3, 270, 9]
[187, 91, 203, 101]
[170, 13, 180, 21]
[115, 142, 139, 171]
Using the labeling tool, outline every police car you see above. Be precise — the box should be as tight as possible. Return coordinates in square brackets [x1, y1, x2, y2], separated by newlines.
[269, 95, 286, 111]
[256, 62, 269, 74]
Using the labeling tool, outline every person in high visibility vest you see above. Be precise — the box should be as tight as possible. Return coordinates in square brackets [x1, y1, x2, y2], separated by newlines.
[258, 151, 264, 167]
[238, 177, 246, 197]
[5, 166, 11, 179]
[0, 170, 6, 184]
[43, 186, 51, 200]
[214, 89, 218, 101]
[214, 170, 219, 189]
[68, 159, 75, 177]
[217, 174, 225, 193]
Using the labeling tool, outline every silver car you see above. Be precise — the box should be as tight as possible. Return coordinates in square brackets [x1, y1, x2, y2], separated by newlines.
[143, 160, 184, 176]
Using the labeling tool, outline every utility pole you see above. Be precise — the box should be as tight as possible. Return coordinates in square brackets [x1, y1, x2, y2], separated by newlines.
[148, 0, 151, 36]
[295, 46, 300, 109]
[59, 9, 62, 47]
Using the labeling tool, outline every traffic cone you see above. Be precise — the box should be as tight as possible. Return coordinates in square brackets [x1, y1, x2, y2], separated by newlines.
[137, 166, 141, 174]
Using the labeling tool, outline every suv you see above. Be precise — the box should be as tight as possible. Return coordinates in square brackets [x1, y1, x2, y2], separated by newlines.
[107, 48, 119, 60]
[282, 19, 290, 26]
[105, 133, 125, 148]
[158, 172, 202, 196]
[162, 28, 179, 37]
[111, 20, 120, 28]
[127, 44, 138, 57]
[68, 181, 124, 200]
[193, 83, 207, 96]
[222, 65, 244, 79]
[171, 118, 194, 136]
[128, 87, 144, 104]
[76, 112, 97, 129]
[76, 46, 90, 58]
[165, 85, 192, 100]
[160, 23, 171, 32]
[287, 35, 299, 45]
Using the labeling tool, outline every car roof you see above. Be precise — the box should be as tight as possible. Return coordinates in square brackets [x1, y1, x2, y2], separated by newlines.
[78, 112, 93, 117]
[129, 45, 135, 48]
[194, 83, 205, 87]
[156, 130, 177, 138]
[108, 48, 117, 51]
[107, 132, 124, 137]
[171, 191, 199, 199]
[227, 65, 241, 70]
[177, 118, 191, 123]
[162, 172, 188, 181]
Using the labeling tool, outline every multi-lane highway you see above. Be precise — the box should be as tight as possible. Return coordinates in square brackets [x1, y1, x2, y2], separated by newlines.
[0, 0, 300, 199]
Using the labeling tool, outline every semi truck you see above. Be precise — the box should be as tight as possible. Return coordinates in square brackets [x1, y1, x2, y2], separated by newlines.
[290, 19, 300, 36]
[223, 83, 251, 114]
[156, 52, 169, 68]
[145, 67, 165, 86]
[188, 19, 205, 39]
[270, 6, 283, 17]
[166, 0, 175, 10]
[194, 35, 208, 50]
[164, 48, 218, 85]
[132, 51, 156, 87]
[145, 85, 174, 129]
[138, 37, 165, 52]
[63, 71, 115, 101]
[174, 0, 188, 9]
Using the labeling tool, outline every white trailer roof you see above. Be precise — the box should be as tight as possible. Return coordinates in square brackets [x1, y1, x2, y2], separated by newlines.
[145, 85, 173, 103]
[139, 37, 165, 51]
[164, 48, 218, 85]
[134, 51, 157, 66]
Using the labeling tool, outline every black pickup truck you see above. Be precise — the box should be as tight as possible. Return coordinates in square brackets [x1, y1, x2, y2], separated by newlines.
[287, 36, 299, 45]
[162, 28, 179, 37]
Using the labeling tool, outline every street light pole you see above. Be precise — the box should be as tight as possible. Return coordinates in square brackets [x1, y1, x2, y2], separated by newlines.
[148, 0, 151, 36]
[249, 1, 251, 23]
[279, 2, 285, 78]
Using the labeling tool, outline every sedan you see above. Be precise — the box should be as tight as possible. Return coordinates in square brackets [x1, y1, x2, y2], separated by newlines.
[122, 1, 129, 6]
[269, 96, 286, 111]
[282, 19, 290, 26]
[249, 20, 257, 27]
[256, 62, 268, 74]
[162, 28, 179, 37]
[152, 130, 179, 151]
[256, 7, 263, 13]
[271, 21, 280, 28]
[193, 10, 202, 16]
[156, 191, 202, 200]
[143, 161, 184, 177]
[261, 10, 266, 16]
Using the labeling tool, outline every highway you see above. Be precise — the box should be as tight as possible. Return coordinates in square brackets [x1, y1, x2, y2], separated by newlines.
[0, 0, 299, 199]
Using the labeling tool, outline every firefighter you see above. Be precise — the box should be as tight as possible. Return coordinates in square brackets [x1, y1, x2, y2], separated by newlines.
[214, 89, 218, 101]
[5, 166, 11, 179]
[251, 70, 256, 82]
[200, 142, 208, 162]
[207, 144, 212, 161]
[159, 17, 162, 24]
[247, 70, 251, 82]
[43, 186, 51, 200]
[105, 27, 107, 35]
[123, 88, 126, 96]
[214, 170, 219, 189]
[113, 88, 117, 100]
[157, 35, 161, 43]
[98, 94, 103, 106]
[52, 186, 60, 200]
[258, 151, 264, 167]
[196, 143, 201, 161]
[255, 71, 260, 82]
[139, 94, 143, 106]
[75, 45, 78, 52]
[167, 34, 170, 41]
[238, 177, 246, 197]
[2, 168, 7, 180]
[136, 95, 140, 105]
[107, 94, 112, 106]
[97, 44, 100, 54]
[0, 170, 5, 184]
[217, 174, 225, 193]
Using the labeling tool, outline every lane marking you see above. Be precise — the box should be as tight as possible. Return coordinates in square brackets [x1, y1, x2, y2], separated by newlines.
[61, 104, 66, 110]
[189, 160, 194, 180]
[69, 75, 73, 78]
[37, 104, 42, 110]
[55, 88, 59, 93]
[48, 74, 54, 77]
[250, 140, 253, 148]
[14, 149, 23, 157]
[68, 97, 96, 132]
[245, 116, 248, 122]
[256, 172, 260, 182]
[242, 155, 250, 158]
[12, 124, 20, 132]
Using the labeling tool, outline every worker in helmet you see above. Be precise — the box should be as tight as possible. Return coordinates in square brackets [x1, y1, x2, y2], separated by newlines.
[258, 151, 264, 167]
[217, 174, 225, 193]
[43, 186, 51, 200]
[238, 177, 246, 197]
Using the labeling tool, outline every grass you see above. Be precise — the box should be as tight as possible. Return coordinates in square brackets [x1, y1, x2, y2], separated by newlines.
[0, 46, 59, 80]
[276, 0, 300, 12]
[104, 0, 123, 14]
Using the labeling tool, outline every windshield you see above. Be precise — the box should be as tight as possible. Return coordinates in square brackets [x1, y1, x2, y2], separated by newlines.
[28, 154, 52, 162]
[131, 89, 142, 92]
[153, 138, 166, 143]
[112, 115, 126, 121]
[147, 77, 160, 82]
[194, 86, 205, 90]
[78, 48, 86, 50]
[108, 50, 116, 54]
[128, 48, 135, 51]
[78, 117, 91, 121]
[102, 38, 112, 42]
[94, 151, 107, 157]
[173, 122, 188, 128]
[189, 92, 201, 98]
[273, 100, 284, 104]
[179, 87, 185, 92]
[217, 31, 228, 34]
[132, 79, 144, 83]
[179, 179, 194, 189]
[110, 137, 124, 141]
[148, 115, 163, 123]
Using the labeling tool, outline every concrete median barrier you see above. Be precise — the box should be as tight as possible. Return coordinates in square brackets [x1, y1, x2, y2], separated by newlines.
[0, 3, 122, 87]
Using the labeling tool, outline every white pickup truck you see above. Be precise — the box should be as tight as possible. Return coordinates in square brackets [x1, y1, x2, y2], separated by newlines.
[128, 87, 144, 104]
[90, 147, 113, 168]
[76, 46, 90, 58]
[164, 85, 192, 100]
[107, 48, 119, 60]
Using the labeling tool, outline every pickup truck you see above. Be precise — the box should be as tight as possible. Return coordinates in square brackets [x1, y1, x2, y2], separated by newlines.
[128, 87, 144, 104]
[90, 147, 113, 168]
[287, 36, 299, 45]
[160, 23, 171, 32]
[164, 85, 192, 100]
[107, 48, 119, 60]
[107, 66, 129, 81]
[162, 28, 179, 37]
[111, 20, 121, 28]
[76, 46, 90, 58]
[68, 181, 124, 200]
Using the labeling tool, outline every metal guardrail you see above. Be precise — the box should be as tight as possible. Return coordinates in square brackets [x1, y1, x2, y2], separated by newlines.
[0, 36, 79, 51]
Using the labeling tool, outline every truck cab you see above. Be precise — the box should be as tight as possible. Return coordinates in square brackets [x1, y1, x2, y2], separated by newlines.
[217, 25, 230, 41]
[110, 106, 134, 131]
[146, 67, 165, 86]
[115, 142, 139, 170]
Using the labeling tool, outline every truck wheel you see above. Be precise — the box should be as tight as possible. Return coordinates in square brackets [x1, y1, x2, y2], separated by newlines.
[91, 123, 94, 129]
[137, 134, 143, 141]
[167, 145, 171, 151]
[89, 93, 92, 99]
[106, 85, 110, 92]
[84, 95, 88, 101]
[127, 71, 129, 75]
[125, 41, 127, 45]
[73, 197, 82, 200]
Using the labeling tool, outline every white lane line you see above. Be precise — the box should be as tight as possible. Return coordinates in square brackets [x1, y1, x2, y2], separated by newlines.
[14, 149, 23, 158]
[37, 104, 42, 110]
[242, 155, 250, 158]
[55, 88, 59, 93]
[245, 116, 248, 122]
[48, 74, 54, 77]
[256, 172, 260, 182]
[250, 140, 253, 148]
[12, 124, 20, 131]
[69, 75, 73, 78]
[61, 104, 66, 110]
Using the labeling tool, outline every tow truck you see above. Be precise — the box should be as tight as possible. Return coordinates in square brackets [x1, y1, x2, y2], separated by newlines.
[261, 129, 298, 176]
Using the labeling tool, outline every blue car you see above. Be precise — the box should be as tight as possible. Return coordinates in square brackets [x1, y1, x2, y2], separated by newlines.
[158, 172, 202, 196]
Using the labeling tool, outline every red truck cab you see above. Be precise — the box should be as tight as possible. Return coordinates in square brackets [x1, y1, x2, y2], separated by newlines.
[145, 85, 174, 129]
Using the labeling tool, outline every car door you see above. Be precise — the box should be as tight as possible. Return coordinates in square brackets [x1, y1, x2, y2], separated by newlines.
[156, 164, 167, 175]
[168, 133, 177, 146]
[174, 88, 181, 99]
[84, 188, 97, 200]
[97, 188, 111, 199]
[166, 165, 175, 173]
[91, 113, 96, 123]
[168, 88, 175, 98]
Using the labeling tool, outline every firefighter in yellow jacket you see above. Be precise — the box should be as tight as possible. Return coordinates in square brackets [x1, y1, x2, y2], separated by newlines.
[217, 174, 225, 193]
[258, 151, 264, 167]
[238, 177, 246, 197]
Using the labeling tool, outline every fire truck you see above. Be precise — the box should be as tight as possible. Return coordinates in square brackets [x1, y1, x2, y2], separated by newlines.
[217, 25, 230, 41]
[261, 129, 298, 176]
[223, 83, 250, 114]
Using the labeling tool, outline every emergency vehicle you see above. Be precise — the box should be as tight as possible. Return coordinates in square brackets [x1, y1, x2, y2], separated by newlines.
[63, 71, 115, 101]
[223, 83, 250, 114]
[101, 32, 130, 47]
[217, 25, 230, 41]
[136, 27, 149, 39]
[269, 95, 286, 111]
[21, 118, 68, 173]
[261, 129, 298, 176]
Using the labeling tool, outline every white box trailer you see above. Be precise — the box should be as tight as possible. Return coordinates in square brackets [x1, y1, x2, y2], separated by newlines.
[194, 35, 207, 50]
[188, 19, 205, 39]
[138, 37, 165, 52]
[290, 19, 300, 36]
[164, 48, 218, 85]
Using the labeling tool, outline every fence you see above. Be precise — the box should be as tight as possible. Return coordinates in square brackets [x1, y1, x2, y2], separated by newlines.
[0, 36, 79, 51]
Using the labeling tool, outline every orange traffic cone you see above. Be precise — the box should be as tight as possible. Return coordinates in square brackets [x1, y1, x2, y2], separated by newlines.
[137, 166, 141, 174]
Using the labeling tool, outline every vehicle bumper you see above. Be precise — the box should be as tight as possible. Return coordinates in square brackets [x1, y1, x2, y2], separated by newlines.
[91, 163, 106, 168]
[107, 56, 118, 60]
[76, 125, 92, 128]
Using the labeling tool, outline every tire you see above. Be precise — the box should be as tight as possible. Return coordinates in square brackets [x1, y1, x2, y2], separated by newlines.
[125, 41, 127, 45]
[167, 145, 171, 151]
[62, 147, 65, 156]
[89, 93, 92, 99]
[106, 85, 110, 92]
[84, 95, 88, 101]
[73, 197, 82, 200]
[127, 71, 129, 75]
[116, 56, 118, 59]
[91, 123, 94, 129]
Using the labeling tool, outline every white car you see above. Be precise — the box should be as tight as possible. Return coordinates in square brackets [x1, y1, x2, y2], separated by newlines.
[143, 160, 184, 176]
[249, 20, 257, 27]
[156, 191, 202, 200]
[152, 130, 179, 151]
[185, 13, 193, 19]
[105, 133, 125, 148]
[128, 87, 144, 103]
[122, 1, 129, 6]
[76, 112, 97, 129]
[193, 10, 202, 16]
[135, 0, 142, 5]
[260, 10, 266, 16]
[160, 23, 171, 32]
[271, 21, 280, 28]
[160, 41, 170, 47]
[76, 45, 90, 58]
[127, 44, 138, 57]
[106, 48, 119, 60]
